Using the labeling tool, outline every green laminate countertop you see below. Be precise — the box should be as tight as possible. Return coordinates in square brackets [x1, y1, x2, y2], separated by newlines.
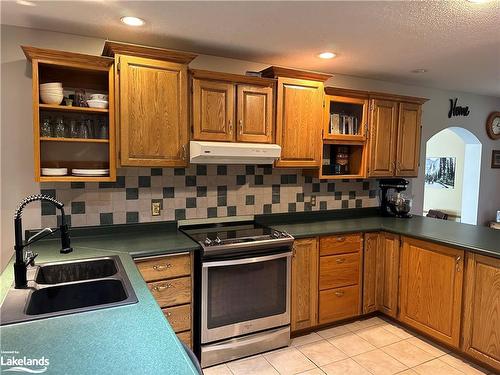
[0, 240, 198, 374]
[265, 215, 500, 258]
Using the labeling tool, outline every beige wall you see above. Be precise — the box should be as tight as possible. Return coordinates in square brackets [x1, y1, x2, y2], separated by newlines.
[1, 24, 500, 271]
[423, 129, 465, 218]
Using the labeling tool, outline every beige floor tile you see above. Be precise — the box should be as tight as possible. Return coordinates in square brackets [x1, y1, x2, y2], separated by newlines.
[405, 337, 448, 357]
[296, 369, 326, 375]
[440, 354, 490, 375]
[203, 363, 233, 375]
[396, 370, 418, 375]
[291, 332, 323, 346]
[321, 358, 372, 375]
[355, 325, 402, 348]
[344, 317, 386, 332]
[317, 325, 351, 339]
[264, 347, 316, 375]
[226, 354, 278, 375]
[413, 358, 465, 375]
[328, 332, 376, 356]
[379, 323, 414, 339]
[381, 340, 435, 367]
[353, 349, 408, 375]
[298, 339, 348, 366]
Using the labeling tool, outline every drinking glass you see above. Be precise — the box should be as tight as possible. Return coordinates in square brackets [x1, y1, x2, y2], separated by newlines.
[69, 119, 79, 138]
[54, 117, 65, 138]
[97, 118, 108, 139]
[40, 117, 52, 137]
[78, 117, 89, 139]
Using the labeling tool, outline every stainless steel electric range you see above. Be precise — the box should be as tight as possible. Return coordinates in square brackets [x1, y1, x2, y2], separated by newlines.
[181, 221, 294, 368]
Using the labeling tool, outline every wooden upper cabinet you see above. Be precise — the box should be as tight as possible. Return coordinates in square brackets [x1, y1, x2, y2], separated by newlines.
[462, 253, 500, 370]
[236, 85, 273, 143]
[368, 99, 398, 177]
[399, 237, 464, 347]
[396, 102, 422, 177]
[291, 238, 319, 332]
[192, 79, 235, 142]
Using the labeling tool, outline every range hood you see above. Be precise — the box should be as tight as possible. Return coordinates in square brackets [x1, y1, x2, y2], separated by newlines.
[190, 141, 281, 164]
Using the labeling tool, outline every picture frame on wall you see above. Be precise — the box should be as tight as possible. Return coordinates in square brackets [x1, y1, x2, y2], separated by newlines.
[492, 150, 500, 168]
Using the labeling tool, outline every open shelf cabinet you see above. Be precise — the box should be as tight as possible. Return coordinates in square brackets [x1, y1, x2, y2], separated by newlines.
[23, 46, 116, 182]
[323, 94, 368, 142]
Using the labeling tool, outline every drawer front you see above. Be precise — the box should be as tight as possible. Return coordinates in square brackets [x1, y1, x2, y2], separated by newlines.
[319, 252, 360, 290]
[136, 253, 191, 282]
[148, 276, 191, 308]
[319, 285, 360, 324]
[320, 234, 363, 256]
[177, 330, 192, 348]
[163, 304, 191, 333]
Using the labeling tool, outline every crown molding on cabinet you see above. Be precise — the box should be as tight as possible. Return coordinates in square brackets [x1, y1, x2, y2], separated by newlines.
[325, 86, 429, 105]
[22, 46, 114, 69]
[190, 69, 276, 87]
[260, 66, 332, 82]
[102, 40, 197, 64]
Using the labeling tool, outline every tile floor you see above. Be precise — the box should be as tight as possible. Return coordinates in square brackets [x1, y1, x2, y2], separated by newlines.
[203, 316, 496, 375]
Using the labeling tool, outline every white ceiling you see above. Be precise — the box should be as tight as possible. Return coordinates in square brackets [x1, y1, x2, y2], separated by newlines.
[2, 0, 500, 97]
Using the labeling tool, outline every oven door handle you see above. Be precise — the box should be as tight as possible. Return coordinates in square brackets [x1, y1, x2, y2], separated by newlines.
[203, 251, 292, 268]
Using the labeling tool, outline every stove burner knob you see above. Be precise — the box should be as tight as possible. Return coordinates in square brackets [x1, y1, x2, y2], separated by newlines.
[271, 231, 280, 239]
[214, 237, 222, 245]
[204, 238, 212, 246]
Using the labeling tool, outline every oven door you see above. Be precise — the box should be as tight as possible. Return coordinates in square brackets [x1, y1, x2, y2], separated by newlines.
[201, 250, 291, 344]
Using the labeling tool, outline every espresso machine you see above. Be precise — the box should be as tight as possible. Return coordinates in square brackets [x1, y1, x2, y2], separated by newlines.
[379, 179, 412, 218]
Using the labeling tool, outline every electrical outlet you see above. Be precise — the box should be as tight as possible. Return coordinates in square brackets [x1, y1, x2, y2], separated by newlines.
[310, 195, 316, 206]
[151, 201, 161, 216]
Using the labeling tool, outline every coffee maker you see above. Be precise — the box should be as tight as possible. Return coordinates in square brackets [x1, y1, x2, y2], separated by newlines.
[379, 178, 412, 218]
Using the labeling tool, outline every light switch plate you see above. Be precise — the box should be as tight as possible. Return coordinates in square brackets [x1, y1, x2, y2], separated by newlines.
[151, 201, 161, 216]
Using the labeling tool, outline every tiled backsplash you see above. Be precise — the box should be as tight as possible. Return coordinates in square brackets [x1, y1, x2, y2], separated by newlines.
[40, 165, 380, 228]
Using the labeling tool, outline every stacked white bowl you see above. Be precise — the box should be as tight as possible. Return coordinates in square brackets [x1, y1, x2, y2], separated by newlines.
[87, 93, 109, 109]
[40, 82, 64, 105]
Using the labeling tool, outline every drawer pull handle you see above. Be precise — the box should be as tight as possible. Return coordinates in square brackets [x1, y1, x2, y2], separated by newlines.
[456, 256, 462, 272]
[334, 291, 345, 297]
[153, 283, 173, 292]
[335, 258, 346, 264]
[166, 311, 172, 317]
[337, 237, 346, 242]
[153, 264, 172, 271]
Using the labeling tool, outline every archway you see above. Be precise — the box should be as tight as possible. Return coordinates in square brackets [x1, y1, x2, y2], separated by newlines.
[423, 127, 482, 225]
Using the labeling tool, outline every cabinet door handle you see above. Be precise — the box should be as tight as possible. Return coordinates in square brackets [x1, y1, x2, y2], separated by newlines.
[239, 119, 243, 135]
[165, 311, 172, 317]
[335, 258, 346, 264]
[153, 264, 173, 271]
[456, 256, 462, 272]
[181, 145, 187, 161]
[334, 291, 345, 297]
[336, 237, 346, 242]
[153, 283, 173, 292]
[228, 120, 233, 135]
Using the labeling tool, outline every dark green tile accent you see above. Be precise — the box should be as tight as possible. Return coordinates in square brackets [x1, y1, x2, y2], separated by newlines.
[217, 196, 227, 207]
[263, 166, 272, 175]
[217, 165, 227, 175]
[304, 202, 312, 211]
[227, 206, 237, 216]
[126, 211, 139, 223]
[163, 187, 174, 198]
[335, 192, 342, 200]
[196, 165, 207, 175]
[71, 182, 85, 189]
[355, 199, 363, 208]
[245, 165, 255, 175]
[217, 186, 227, 196]
[272, 184, 280, 194]
[327, 183, 335, 192]
[99, 176, 125, 189]
[369, 190, 377, 198]
[197, 186, 207, 197]
[41, 201, 56, 216]
[138, 176, 151, 188]
[296, 193, 304, 202]
[246, 195, 255, 205]
[281, 174, 297, 184]
[363, 181, 370, 190]
[126, 188, 139, 200]
[174, 168, 185, 176]
[272, 194, 280, 204]
[71, 201, 85, 214]
[263, 204, 272, 214]
[175, 209, 186, 220]
[185, 175, 196, 186]
[236, 175, 246, 185]
[305, 176, 313, 183]
[312, 183, 320, 192]
[342, 200, 349, 209]
[151, 168, 162, 176]
[207, 207, 217, 218]
[41, 188, 56, 198]
[100, 213, 113, 225]
[186, 197, 196, 208]
[254, 175, 263, 185]
[349, 191, 356, 199]
[288, 203, 296, 212]
[320, 201, 327, 210]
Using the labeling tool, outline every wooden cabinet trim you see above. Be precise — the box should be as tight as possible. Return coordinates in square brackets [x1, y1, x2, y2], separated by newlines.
[236, 84, 273, 143]
[190, 69, 276, 86]
[136, 253, 191, 282]
[320, 233, 363, 256]
[363, 232, 379, 314]
[261, 66, 332, 81]
[103, 40, 197, 64]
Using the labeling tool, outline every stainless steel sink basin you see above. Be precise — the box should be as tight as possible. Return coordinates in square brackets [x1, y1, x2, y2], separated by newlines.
[0, 256, 137, 325]
[35, 258, 117, 284]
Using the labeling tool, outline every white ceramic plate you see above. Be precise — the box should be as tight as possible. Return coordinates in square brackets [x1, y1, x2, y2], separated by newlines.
[42, 168, 68, 176]
[72, 169, 109, 176]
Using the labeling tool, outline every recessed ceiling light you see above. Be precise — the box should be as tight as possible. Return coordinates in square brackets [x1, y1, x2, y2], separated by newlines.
[120, 16, 145, 27]
[16, 0, 36, 6]
[318, 52, 336, 59]
[412, 69, 428, 74]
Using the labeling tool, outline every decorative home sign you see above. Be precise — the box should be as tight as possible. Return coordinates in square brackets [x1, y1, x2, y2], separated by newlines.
[448, 98, 470, 118]
[492, 150, 500, 169]
[425, 157, 456, 189]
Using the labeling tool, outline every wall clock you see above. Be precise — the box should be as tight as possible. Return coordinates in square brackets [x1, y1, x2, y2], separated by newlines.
[486, 111, 500, 140]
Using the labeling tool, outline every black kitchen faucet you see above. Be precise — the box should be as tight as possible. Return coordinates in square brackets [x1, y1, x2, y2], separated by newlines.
[13, 194, 73, 288]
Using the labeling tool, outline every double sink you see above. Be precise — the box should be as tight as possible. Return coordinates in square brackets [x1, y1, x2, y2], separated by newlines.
[0, 256, 138, 325]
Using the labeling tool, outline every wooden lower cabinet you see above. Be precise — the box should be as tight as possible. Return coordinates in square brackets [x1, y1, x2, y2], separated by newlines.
[291, 238, 318, 332]
[399, 237, 464, 347]
[376, 232, 400, 318]
[135, 253, 193, 348]
[319, 285, 360, 324]
[462, 253, 500, 370]
[363, 232, 378, 314]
